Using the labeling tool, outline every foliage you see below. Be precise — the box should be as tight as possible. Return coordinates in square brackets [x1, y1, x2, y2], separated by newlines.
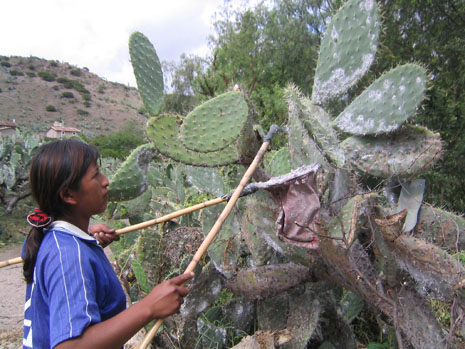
[60, 91, 74, 98]
[69, 68, 81, 76]
[195, 0, 332, 128]
[37, 71, 57, 82]
[45, 105, 57, 112]
[0, 130, 42, 213]
[369, 0, 465, 212]
[89, 120, 146, 159]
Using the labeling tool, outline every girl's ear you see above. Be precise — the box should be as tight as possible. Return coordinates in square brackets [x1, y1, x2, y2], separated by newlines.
[60, 188, 78, 205]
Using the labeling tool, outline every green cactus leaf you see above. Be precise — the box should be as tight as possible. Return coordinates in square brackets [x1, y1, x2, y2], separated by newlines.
[132, 258, 152, 294]
[266, 148, 291, 177]
[312, 0, 380, 104]
[300, 97, 345, 167]
[341, 125, 442, 178]
[184, 165, 226, 197]
[129, 31, 164, 116]
[242, 191, 316, 267]
[392, 179, 425, 232]
[327, 194, 372, 247]
[147, 113, 239, 166]
[334, 64, 428, 135]
[180, 91, 248, 153]
[285, 85, 328, 169]
[108, 143, 156, 201]
[201, 202, 242, 279]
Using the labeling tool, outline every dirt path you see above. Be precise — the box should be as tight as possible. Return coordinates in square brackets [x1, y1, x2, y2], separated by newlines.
[0, 244, 24, 347]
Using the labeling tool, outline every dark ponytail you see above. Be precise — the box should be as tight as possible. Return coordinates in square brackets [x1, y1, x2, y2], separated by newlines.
[23, 139, 99, 283]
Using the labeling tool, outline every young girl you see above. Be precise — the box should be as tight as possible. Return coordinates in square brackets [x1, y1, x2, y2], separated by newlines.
[22, 139, 193, 348]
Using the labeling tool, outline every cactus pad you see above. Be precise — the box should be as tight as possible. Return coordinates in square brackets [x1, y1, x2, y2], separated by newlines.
[180, 92, 248, 152]
[334, 64, 428, 135]
[266, 148, 291, 177]
[129, 32, 164, 116]
[146, 113, 239, 166]
[300, 97, 345, 167]
[285, 85, 328, 169]
[341, 125, 442, 178]
[312, 0, 380, 104]
[108, 144, 155, 201]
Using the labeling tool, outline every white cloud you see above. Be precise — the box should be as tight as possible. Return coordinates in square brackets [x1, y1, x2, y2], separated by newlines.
[1, 0, 233, 86]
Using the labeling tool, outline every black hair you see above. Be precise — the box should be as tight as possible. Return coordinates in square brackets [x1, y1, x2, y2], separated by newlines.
[23, 139, 99, 283]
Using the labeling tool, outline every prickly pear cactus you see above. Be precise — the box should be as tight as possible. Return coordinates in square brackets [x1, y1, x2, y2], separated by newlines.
[108, 143, 156, 201]
[108, 1, 465, 347]
[129, 32, 164, 116]
[0, 130, 41, 213]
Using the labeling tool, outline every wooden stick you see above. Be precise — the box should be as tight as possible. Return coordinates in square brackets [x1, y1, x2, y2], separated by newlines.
[0, 196, 227, 269]
[115, 196, 226, 235]
[0, 256, 23, 268]
[138, 125, 279, 349]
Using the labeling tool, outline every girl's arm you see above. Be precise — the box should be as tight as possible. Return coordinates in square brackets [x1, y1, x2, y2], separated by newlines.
[55, 272, 194, 349]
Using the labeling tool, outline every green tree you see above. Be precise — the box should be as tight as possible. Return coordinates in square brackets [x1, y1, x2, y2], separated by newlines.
[89, 121, 146, 159]
[372, 0, 465, 212]
[161, 54, 207, 114]
[197, 0, 333, 128]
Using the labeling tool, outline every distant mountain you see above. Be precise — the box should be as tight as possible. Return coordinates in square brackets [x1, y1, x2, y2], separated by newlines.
[0, 55, 148, 138]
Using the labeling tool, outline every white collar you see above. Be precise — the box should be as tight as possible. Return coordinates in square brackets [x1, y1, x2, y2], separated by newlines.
[48, 221, 97, 242]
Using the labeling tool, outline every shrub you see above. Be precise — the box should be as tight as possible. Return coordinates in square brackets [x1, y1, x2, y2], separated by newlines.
[83, 101, 92, 107]
[77, 109, 89, 116]
[53, 85, 60, 91]
[97, 83, 106, 94]
[60, 91, 74, 98]
[56, 77, 70, 84]
[45, 105, 57, 112]
[49, 61, 58, 67]
[9, 70, 24, 76]
[28, 64, 35, 70]
[82, 93, 91, 101]
[0, 61, 11, 68]
[38, 71, 57, 82]
[26, 71, 36, 77]
[70, 68, 81, 77]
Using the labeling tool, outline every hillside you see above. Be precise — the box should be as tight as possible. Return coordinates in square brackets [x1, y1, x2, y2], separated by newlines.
[0, 55, 147, 138]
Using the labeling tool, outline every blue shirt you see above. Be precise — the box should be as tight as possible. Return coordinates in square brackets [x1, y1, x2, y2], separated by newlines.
[23, 221, 126, 348]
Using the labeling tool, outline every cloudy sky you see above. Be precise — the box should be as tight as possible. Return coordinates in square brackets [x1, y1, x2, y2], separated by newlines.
[1, 0, 253, 87]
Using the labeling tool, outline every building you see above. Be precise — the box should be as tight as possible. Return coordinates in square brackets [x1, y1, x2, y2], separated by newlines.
[46, 121, 81, 139]
[0, 120, 19, 137]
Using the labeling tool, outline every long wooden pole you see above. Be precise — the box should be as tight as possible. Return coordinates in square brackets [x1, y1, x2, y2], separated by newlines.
[0, 196, 227, 268]
[138, 125, 279, 349]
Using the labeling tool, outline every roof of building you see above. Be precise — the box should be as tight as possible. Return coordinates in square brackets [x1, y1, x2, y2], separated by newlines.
[51, 125, 81, 133]
[0, 121, 18, 128]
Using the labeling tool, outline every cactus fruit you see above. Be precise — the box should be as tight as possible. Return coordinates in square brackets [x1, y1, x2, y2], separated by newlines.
[341, 125, 442, 178]
[108, 144, 156, 201]
[129, 32, 164, 116]
[312, 0, 380, 105]
[333, 64, 428, 135]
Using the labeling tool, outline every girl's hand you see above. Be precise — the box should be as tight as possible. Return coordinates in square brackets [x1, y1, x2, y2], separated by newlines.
[145, 272, 194, 319]
[89, 223, 119, 248]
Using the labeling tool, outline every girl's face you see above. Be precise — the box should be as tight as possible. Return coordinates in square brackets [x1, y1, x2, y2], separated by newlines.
[69, 161, 109, 219]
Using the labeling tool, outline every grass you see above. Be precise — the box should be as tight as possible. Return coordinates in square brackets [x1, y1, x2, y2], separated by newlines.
[0, 198, 34, 247]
